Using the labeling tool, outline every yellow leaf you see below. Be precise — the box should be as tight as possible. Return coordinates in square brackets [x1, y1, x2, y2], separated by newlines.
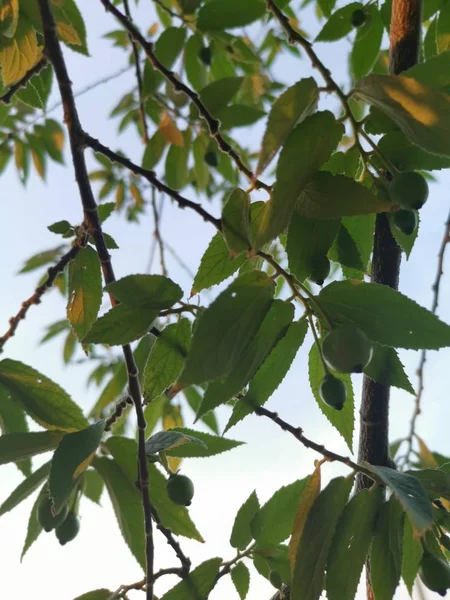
[417, 436, 438, 469]
[163, 404, 183, 472]
[129, 182, 144, 206]
[0, 0, 19, 38]
[57, 21, 81, 46]
[115, 181, 125, 210]
[0, 19, 39, 85]
[148, 22, 159, 36]
[288, 462, 321, 571]
[159, 111, 184, 147]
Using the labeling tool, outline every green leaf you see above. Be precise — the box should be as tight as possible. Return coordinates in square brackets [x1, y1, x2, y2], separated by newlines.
[52, 0, 89, 55]
[252, 477, 310, 547]
[19, 245, 65, 273]
[67, 246, 102, 342]
[106, 436, 203, 541]
[222, 188, 251, 256]
[404, 51, 450, 91]
[323, 147, 361, 178]
[83, 469, 104, 505]
[16, 63, 53, 109]
[370, 497, 405, 600]
[93, 456, 145, 569]
[353, 74, 450, 157]
[183, 388, 219, 434]
[230, 490, 260, 550]
[0, 460, 50, 517]
[225, 319, 308, 432]
[199, 77, 243, 114]
[21, 485, 46, 561]
[253, 112, 344, 249]
[48, 220, 72, 235]
[73, 591, 114, 600]
[0, 0, 19, 37]
[106, 274, 183, 310]
[402, 517, 423, 594]
[388, 210, 420, 259]
[191, 232, 246, 295]
[164, 427, 243, 458]
[317, 0, 336, 19]
[364, 344, 415, 394]
[308, 343, 354, 451]
[329, 224, 365, 272]
[145, 429, 207, 455]
[318, 280, 450, 350]
[291, 476, 353, 600]
[326, 487, 383, 600]
[342, 214, 376, 272]
[316, 3, 364, 42]
[378, 131, 450, 171]
[142, 130, 167, 170]
[0, 388, 31, 475]
[367, 465, 433, 533]
[287, 214, 340, 282]
[296, 172, 392, 219]
[350, 6, 383, 79]
[197, 0, 265, 30]
[0, 431, 63, 465]
[143, 319, 191, 403]
[437, 1, 450, 54]
[184, 35, 207, 91]
[405, 468, 450, 501]
[215, 104, 265, 128]
[231, 562, 250, 600]
[160, 558, 222, 600]
[424, 17, 438, 60]
[198, 300, 294, 418]
[0, 359, 87, 431]
[257, 78, 319, 176]
[49, 420, 106, 513]
[143, 27, 186, 94]
[180, 271, 275, 386]
[165, 129, 191, 190]
[83, 304, 158, 346]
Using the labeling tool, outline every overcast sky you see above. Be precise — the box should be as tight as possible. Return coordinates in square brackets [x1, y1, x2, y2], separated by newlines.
[0, 1, 448, 599]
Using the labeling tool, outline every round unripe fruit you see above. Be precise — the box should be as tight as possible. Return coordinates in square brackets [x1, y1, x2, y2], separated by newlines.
[389, 171, 429, 210]
[38, 497, 69, 533]
[269, 571, 283, 590]
[419, 553, 450, 596]
[322, 324, 373, 373]
[351, 9, 366, 27]
[309, 255, 330, 286]
[167, 474, 194, 506]
[55, 511, 80, 545]
[393, 209, 418, 236]
[198, 46, 212, 66]
[204, 151, 219, 167]
[319, 374, 347, 410]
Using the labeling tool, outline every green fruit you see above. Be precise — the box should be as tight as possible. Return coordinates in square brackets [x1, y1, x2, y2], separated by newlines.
[167, 474, 194, 506]
[269, 570, 283, 590]
[309, 255, 330, 286]
[204, 151, 219, 167]
[198, 46, 212, 65]
[38, 497, 69, 533]
[351, 9, 366, 27]
[389, 171, 429, 210]
[322, 324, 373, 373]
[393, 209, 418, 236]
[319, 374, 347, 410]
[419, 553, 450, 596]
[55, 511, 80, 545]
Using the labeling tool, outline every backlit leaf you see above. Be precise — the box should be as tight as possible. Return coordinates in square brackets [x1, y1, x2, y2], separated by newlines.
[230, 490, 260, 550]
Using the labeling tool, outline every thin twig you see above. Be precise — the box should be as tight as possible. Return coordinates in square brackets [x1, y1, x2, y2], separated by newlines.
[0, 242, 83, 354]
[0, 58, 48, 104]
[123, 0, 149, 143]
[150, 187, 167, 276]
[98, 0, 271, 192]
[36, 1, 157, 596]
[402, 208, 450, 468]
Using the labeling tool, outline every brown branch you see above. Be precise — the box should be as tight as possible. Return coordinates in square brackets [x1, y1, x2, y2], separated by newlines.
[123, 0, 149, 143]
[36, 1, 156, 596]
[98, 0, 271, 192]
[402, 208, 450, 468]
[150, 188, 167, 276]
[83, 133, 223, 229]
[0, 242, 83, 354]
[0, 58, 48, 104]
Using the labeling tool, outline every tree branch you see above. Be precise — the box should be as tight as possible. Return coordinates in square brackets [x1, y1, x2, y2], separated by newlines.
[36, 1, 156, 596]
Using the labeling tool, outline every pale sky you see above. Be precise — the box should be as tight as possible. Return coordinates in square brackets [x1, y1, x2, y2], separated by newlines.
[0, 1, 448, 599]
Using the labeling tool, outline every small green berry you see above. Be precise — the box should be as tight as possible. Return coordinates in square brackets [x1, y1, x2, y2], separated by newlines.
[309, 255, 330, 286]
[351, 9, 366, 27]
[167, 474, 194, 506]
[389, 171, 429, 210]
[322, 324, 373, 373]
[319, 374, 347, 410]
[393, 209, 418, 236]
[269, 571, 283, 589]
[55, 511, 80, 545]
[204, 151, 219, 167]
[419, 552, 450, 596]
